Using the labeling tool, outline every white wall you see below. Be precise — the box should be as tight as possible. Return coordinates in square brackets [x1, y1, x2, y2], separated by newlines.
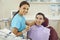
[0, 0, 3, 18]
[0, 0, 23, 18]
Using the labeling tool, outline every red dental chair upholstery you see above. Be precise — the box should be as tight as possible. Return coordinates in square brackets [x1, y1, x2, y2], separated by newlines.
[42, 17, 59, 40]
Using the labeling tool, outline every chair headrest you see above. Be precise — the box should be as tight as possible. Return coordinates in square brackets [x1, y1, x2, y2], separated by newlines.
[42, 17, 49, 27]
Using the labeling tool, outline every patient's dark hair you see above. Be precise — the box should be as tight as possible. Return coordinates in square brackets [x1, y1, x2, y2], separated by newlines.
[13, 1, 30, 17]
[36, 12, 45, 20]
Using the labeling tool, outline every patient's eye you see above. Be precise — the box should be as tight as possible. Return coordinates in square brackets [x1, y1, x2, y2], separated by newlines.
[39, 18, 42, 20]
[36, 17, 43, 20]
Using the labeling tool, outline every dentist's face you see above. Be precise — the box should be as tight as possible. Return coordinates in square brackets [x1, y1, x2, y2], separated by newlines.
[19, 4, 29, 15]
[35, 15, 44, 25]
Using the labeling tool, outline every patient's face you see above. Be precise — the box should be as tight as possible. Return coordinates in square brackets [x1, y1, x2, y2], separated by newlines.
[35, 15, 44, 25]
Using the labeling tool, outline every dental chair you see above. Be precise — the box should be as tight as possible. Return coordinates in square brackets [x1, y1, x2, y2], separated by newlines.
[42, 17, 59, 40]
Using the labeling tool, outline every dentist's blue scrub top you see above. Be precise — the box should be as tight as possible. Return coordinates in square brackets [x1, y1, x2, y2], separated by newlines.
[11, 14, 26, 36]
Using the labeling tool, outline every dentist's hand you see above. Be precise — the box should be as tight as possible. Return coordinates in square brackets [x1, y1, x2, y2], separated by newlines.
[25, 26, 30, 31]
[22, 26, 30, 33]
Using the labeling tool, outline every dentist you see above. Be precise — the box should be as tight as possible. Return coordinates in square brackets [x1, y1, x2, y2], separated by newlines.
[11, 1, 32, 37]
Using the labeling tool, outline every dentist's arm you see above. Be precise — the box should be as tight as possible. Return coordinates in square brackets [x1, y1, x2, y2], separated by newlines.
[12, 27, 23, 36]
[26, 21, 35, 26]
[12, 26, 30, 37]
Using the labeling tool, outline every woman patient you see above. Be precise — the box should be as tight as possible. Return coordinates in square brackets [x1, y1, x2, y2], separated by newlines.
[27, 12, 50, 40]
